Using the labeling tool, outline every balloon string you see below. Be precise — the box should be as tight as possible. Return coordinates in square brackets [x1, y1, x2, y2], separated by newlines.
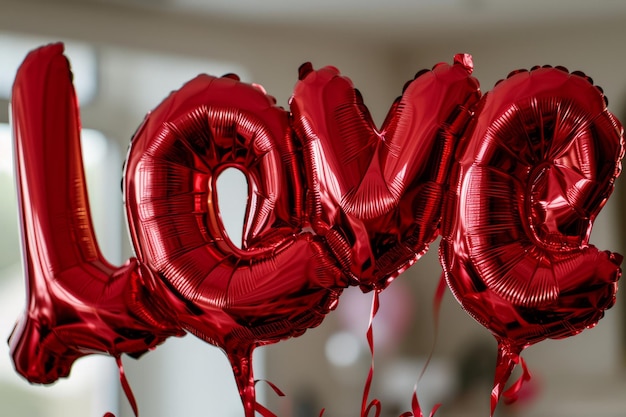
[115, 355, 139, 417]
[399, 274, 447, 417]
[254, 402, 277, 417]
[253, 378, 284, 417]
[255, 378, 286, 397]
[417, 273, 446, 383]
[361, 289, 381, 417]
[400, 388, 443, 417]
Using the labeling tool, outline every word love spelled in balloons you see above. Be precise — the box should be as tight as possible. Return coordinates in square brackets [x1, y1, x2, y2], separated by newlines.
[8, 43, 624, 417]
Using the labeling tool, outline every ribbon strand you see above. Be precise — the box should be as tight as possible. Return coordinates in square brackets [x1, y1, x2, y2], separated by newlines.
[115, 355, 139, 417]
[400, 274, 446, 417]
[253, 378, 285, 417]
[361, 289, 381, 417]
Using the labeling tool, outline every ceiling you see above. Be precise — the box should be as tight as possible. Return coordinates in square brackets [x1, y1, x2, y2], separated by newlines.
[103, 0, 626, 40]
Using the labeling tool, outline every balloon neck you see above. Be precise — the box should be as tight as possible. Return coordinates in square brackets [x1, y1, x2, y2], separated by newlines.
[490, 340, 529, 417]
[227, 346, 257, 417]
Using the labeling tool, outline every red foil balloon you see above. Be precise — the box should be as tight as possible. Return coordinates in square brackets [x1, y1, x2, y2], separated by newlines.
[9, 44, 347, 417]
[291, 55, 481, 291]
[439, 66, 624, 415]
[9, 44, 184, 389]
[123, 71, 346, 416]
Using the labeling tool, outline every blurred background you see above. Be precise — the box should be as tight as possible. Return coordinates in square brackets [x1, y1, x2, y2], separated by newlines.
[2, 0, 626, 416]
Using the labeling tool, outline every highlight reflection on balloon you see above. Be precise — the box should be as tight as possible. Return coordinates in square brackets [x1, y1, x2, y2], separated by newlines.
[439, 65, 624, 415]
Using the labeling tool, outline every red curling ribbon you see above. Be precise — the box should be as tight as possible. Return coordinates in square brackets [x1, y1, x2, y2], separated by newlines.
[503, 356, 531, 405]
[417, 273, 447, 383]
[253, 378, 285, 417]
[253, 402, 277, 417]
[400, 275, 446, 417]
[412, 388, 441, 417]
[361, 289, 382, 417]
[432, 273, 446, 331]
[116, 355, 139, 417]
[398, 387, 441, 417]
[255, 378, 286, 397]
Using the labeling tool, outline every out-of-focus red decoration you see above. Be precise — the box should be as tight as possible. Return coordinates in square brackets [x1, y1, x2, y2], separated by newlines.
[291, 55, 481, 291]
[9, 43, 347, 417]
[439, 66, 624, 416]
